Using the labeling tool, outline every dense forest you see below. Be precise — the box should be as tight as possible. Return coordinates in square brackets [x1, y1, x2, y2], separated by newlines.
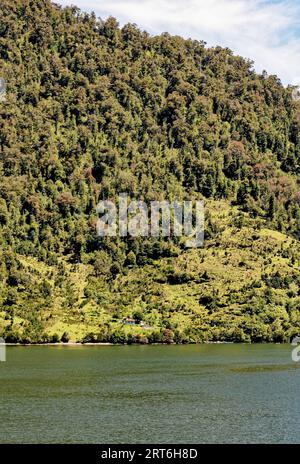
[1, 0, 300, 343]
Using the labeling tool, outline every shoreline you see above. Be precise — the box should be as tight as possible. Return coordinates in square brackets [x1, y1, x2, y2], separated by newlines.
[3, 341, 285, 346]
[4, 342, 114, 346]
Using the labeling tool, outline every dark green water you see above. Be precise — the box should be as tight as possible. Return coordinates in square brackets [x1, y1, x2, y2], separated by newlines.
[0, 344, 299, 443]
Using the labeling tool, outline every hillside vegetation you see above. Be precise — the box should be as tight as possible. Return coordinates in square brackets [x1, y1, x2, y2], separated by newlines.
[1, 0, 300, 343]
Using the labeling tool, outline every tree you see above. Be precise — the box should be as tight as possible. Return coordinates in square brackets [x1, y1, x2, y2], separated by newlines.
[61, 332, 70, 343]
[133, 310, 143, 323]
[268, 193, 276, 219]
[125, 251, 136, 266]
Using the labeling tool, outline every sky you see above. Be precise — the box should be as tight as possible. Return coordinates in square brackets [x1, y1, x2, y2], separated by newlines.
[56, 0, 300, 87]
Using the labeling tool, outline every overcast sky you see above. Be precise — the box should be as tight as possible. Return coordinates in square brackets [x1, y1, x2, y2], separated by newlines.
[56, 0, 300, 87]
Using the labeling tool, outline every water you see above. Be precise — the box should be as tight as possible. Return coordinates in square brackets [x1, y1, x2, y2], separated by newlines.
[0, 344, 299, 443]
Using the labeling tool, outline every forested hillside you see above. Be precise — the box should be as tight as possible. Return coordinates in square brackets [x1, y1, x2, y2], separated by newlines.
[1, 0, 300, 343]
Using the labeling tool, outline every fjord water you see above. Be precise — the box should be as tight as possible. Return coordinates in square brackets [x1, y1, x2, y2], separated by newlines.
[0, 344, 299, 443]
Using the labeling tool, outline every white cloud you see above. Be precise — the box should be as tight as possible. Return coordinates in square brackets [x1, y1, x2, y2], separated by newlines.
[56, 0, 300, 86]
